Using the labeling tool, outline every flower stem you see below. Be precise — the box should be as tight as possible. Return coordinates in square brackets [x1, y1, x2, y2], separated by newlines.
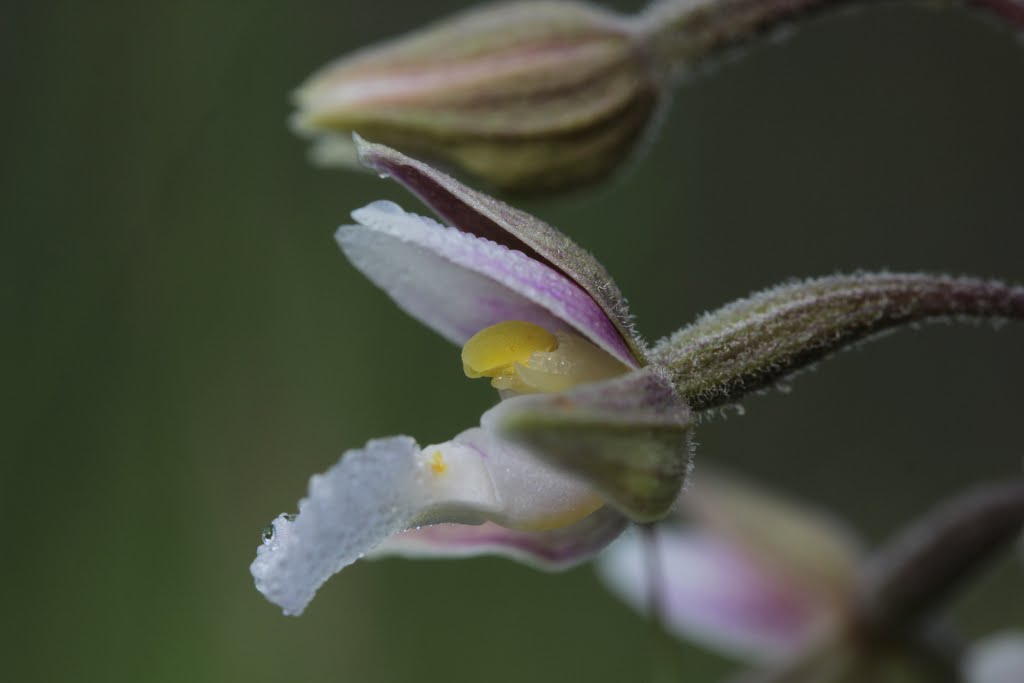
[857, 479, 1024, 631]
[636, 0, 1024, 80]
[641, 524, 685, 683]
[651, 273, 1024, 411]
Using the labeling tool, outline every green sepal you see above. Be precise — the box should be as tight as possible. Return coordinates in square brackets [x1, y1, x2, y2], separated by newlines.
[486, 366, 692, 522]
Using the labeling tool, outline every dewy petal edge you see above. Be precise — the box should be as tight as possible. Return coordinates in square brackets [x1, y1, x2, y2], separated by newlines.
[250, 139, 694, 616]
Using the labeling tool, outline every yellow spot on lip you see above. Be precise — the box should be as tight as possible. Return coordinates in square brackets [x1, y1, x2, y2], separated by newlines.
[430, 451, 447, 475]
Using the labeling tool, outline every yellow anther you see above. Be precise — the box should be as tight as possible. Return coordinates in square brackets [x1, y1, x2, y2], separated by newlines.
[461, 320, 629, 394]
[461, 320, 558, 379]
[430, 451, 447, 475]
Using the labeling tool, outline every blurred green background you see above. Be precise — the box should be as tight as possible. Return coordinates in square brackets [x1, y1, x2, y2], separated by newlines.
[5, 1, 1023, 681]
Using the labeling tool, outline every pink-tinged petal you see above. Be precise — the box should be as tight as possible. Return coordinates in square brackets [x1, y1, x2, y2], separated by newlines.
[355, 136, 646, 364]
[683, 472, 865, 606]
[338, 200, 636, 366]
[372, 505, 629, 570]
[597, 528, 832, 661]
[965, 632, 1024, 683]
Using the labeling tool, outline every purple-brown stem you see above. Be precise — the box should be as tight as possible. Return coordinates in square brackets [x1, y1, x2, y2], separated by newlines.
[638, 0, 1024, 79]
[857, 479, 1024, 631]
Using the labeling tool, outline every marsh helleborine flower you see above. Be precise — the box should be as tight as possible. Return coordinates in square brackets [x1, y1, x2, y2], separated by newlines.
[291, 1, 662, 194]
[252, 138, 1023, 616]
[251, 137, 693, 615]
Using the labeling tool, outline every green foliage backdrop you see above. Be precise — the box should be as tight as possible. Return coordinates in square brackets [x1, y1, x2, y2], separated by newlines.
[5, 1, 1023, 681]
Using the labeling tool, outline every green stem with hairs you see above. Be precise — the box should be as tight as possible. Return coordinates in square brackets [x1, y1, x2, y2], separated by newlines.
[651, 273, 1024, 411]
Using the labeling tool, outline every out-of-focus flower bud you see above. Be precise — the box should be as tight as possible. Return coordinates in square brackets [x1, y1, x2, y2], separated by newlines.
[292, 1, 662, 194]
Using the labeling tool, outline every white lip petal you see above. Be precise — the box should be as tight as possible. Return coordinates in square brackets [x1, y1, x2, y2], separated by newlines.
[338, 200, 636, 367]
[251, 436, 427, 615]
[252, 424, 615, 615]
[251, 435, 509, 615]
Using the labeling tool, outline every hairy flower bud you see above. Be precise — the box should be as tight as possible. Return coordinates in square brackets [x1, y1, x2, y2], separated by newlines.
[292, 1, 662, 194]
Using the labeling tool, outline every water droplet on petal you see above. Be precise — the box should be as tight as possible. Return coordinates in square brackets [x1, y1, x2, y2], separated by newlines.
[261, 524, 275, 543]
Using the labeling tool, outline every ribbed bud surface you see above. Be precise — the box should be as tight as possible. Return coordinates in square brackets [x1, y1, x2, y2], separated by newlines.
[293, 1, 662, 194]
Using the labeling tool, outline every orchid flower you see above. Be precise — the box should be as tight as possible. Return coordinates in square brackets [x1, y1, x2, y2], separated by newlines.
[251, 137, 693, 615]
[597, 472, 1024, 682]
[251, 138, 1024, 617]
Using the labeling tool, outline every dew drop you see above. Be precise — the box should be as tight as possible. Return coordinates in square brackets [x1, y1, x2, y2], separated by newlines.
[261, 513, 296, 543]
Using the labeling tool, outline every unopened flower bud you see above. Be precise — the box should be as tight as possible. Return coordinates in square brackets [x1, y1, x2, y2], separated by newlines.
[292, 1, 662, 194]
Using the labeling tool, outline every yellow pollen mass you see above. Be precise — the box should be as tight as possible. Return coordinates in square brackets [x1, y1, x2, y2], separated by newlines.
[430, 451, 447, 475]
[461, 320, 558, 379]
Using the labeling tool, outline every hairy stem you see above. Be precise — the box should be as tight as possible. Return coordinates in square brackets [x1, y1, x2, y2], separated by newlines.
[651, 273, 1024, 411]
[637, 0, 1024, 79]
